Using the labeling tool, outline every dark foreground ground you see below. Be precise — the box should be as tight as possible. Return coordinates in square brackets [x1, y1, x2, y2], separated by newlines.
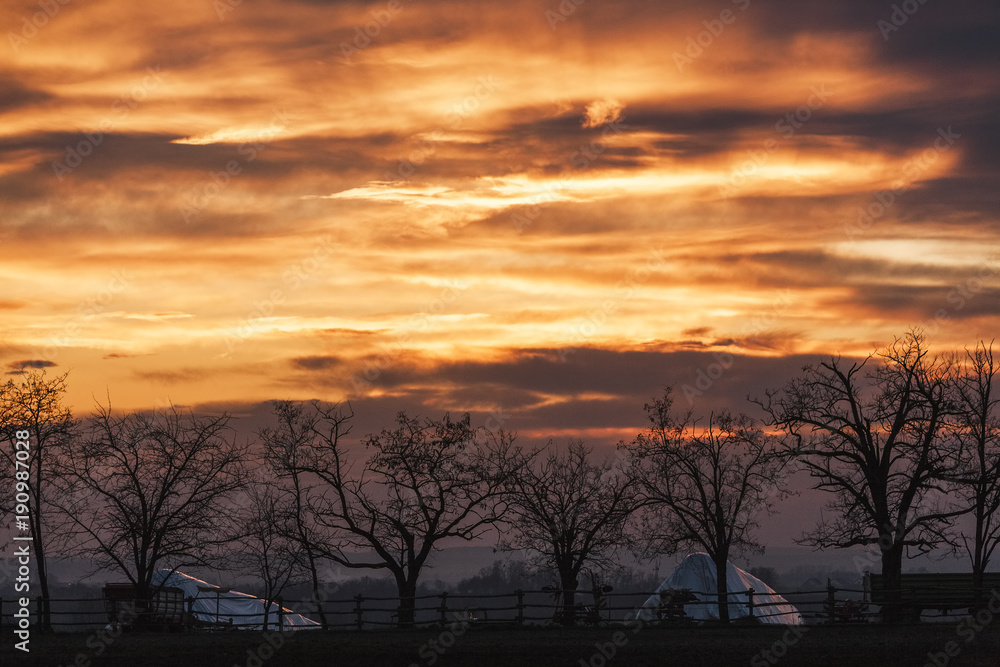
[3, 623, 999, 667]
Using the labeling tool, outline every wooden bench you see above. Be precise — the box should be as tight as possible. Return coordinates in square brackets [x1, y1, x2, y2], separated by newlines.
[864, 572, 1000, 619]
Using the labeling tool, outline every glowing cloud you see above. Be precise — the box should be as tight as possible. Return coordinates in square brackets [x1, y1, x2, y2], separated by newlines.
[582, 99, 624, 128]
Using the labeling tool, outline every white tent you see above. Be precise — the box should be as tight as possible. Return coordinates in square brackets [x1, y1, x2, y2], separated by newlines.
[151, 569, 320, 630]
[637, 553, 803, 625]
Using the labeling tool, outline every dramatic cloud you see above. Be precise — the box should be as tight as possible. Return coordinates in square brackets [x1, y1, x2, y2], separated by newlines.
[1, 0, 997, 433]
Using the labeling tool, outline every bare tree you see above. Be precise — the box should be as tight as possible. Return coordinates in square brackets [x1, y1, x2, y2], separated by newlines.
[258, 400, 331, 627]
[500, 440, 639, 625]
[627, 389, 788, 623]
[55, 404, 250, 600]
[233, 479, 305, 630]
[294, 405, 524, 626]
[756, 333, 962, 622]
[0, 371, 78, 630]
[952, 341, 1000, 603]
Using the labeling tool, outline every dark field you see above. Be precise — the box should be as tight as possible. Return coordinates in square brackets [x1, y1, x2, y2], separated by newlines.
[3, 624, 1000, 667]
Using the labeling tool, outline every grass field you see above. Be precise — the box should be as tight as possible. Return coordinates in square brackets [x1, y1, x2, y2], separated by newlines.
[3, 623, 999, 667]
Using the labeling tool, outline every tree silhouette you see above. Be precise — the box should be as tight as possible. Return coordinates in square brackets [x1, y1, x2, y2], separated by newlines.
[628, 388, 788, 623]
[951, 340, 1000, 603]
[55, 404, 250, 600]
[258, 400, 333, 628]
[757, 332, 962, 622]
[233, 479, 305, 630]
[501, 440, 639, 625]
[0, 371, 78, 630]
[290, 405, 524, 627]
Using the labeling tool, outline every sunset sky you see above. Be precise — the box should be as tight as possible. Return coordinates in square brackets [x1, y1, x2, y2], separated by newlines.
[2, 0, 999, 449]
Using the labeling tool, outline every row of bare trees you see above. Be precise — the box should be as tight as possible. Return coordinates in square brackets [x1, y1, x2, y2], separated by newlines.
[1, 332, 998, 627]
[757, 333, 1000, 621]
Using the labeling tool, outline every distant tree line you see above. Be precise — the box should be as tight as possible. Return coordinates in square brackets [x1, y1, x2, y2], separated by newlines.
[1, 331, 997, 627]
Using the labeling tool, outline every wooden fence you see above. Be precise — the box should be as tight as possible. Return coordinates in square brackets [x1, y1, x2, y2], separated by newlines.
[2, 581, 997, 631]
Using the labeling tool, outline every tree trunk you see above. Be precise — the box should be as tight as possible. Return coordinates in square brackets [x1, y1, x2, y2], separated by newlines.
[714, 556, 730, 623]
[973, 495, 986, 608]
[305, 549, 328, 629]
[559, 572, 579, 626]
[293, 469, 327, 628]
[32, 460, 51, 631]
[133, 578, 153, 630]
[397, 578, 417, 628]
[33, 534, 51, 631]
[880, 543, 906, 623]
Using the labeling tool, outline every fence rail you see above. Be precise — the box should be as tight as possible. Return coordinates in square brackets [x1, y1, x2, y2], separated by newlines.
[2, 582, 996, 631]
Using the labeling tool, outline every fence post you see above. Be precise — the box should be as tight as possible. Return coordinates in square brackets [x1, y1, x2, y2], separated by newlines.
[354, 594, 364, 630]
[439, 592, 448, 626]
[186, 596, 194, 630]
[826, 579, 837, 624]
[276, 597, 284, 631]
[36, 596, 44, 628]
[747, 588, 755, 620]
[516, 589, 524, 628]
